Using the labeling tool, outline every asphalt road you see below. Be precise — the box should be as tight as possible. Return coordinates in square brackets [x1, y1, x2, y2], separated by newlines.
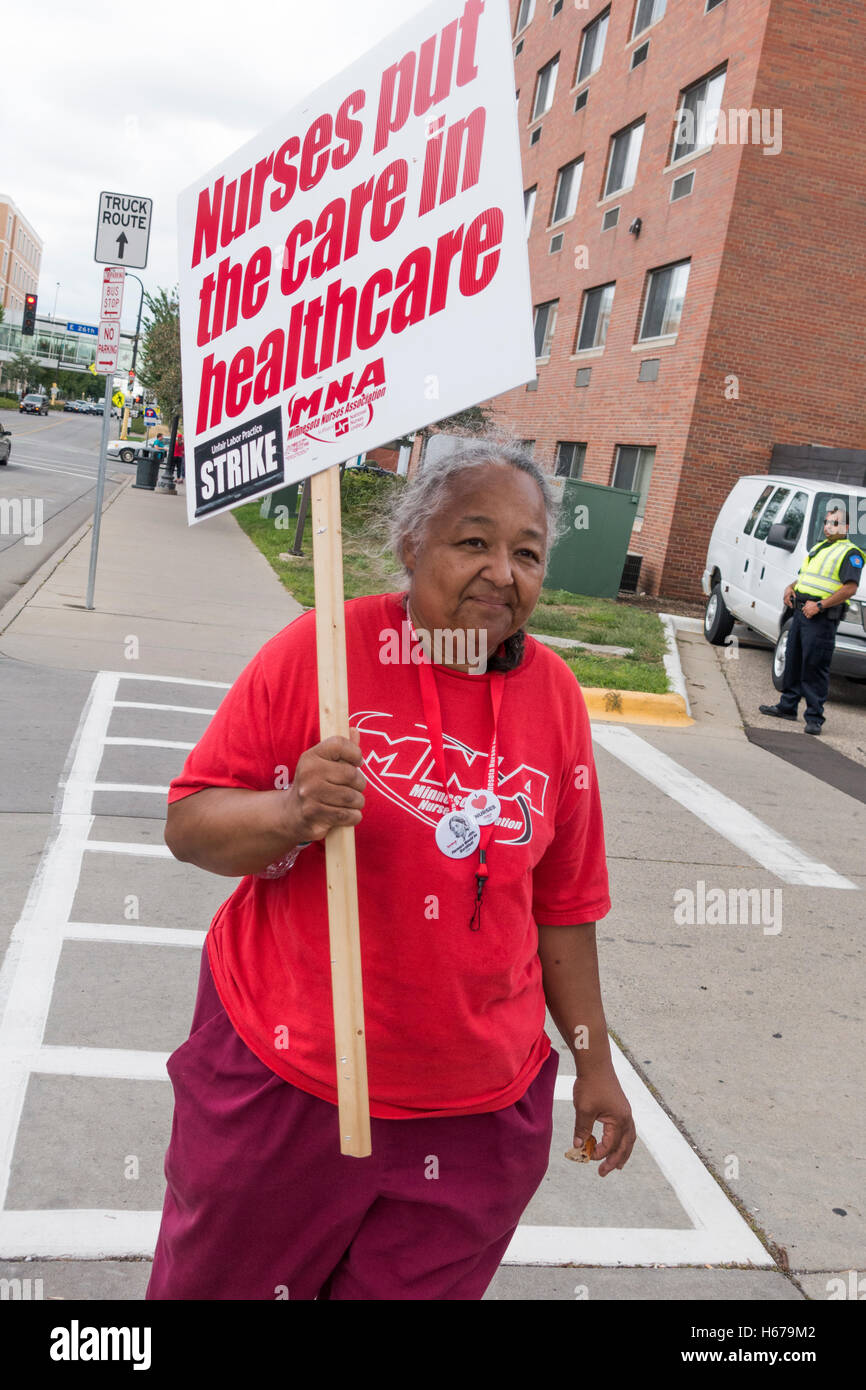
[0, 409, 131, 609]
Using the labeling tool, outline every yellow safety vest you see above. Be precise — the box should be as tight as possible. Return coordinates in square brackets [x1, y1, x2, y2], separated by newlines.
[795, 538, 865, 600]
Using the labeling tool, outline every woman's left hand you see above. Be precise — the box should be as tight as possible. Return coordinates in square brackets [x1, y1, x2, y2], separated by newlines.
[572, 1068, 636, 1176]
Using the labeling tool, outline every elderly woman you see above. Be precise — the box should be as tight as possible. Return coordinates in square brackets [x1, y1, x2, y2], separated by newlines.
[146, 437, 635, 1302]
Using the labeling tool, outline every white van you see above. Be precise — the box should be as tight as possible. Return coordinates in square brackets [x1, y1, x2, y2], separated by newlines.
[701, 475, 866, 689]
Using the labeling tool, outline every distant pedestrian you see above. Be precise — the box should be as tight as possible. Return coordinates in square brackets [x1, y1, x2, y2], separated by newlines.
[173, 429, 185, 482]
[760, 504, 864, 733]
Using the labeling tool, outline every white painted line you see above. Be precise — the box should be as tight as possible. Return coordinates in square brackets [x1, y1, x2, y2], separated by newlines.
[108, 671, 231, 689]
[0, 1210, 161, 1260]
[113, 701, 218, 715]
[0, 672, 118, 1209]
[65, 922, 206, 948]
[513, 1041, 771, 1267]
[104, 737, 195, 750]
[8, 461, 101, 481]
[591, 723, 858, 889]
[505, 1226, 767, 1267]
[88, 783, 170, 794]
[30, 1046, 169, 1080]
[83, 840, 173, 857]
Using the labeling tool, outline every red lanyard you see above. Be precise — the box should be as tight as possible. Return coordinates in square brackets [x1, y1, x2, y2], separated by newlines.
[408, 610, 505, 930]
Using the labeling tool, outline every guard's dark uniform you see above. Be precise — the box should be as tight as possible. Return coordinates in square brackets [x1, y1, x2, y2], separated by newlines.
[776, 541, 864, 728]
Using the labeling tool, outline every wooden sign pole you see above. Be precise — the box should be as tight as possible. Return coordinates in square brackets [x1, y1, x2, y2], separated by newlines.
[310, 463, 372, 1157]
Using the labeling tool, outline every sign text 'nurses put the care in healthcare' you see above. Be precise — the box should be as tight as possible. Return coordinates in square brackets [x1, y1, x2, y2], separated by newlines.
[177, 0, 535, 522]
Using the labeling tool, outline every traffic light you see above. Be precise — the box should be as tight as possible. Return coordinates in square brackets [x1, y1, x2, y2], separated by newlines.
[22, 293, 37, 335]
[128, 369, 135, 390]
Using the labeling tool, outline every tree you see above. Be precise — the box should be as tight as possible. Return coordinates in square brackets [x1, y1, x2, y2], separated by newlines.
[4, 350, 40, 394]
[138, 286, 182, 423]
[388, 402, 494, 454]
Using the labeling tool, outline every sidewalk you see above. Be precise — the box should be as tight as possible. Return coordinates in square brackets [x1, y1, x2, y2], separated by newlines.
[0, 480, 302, 681]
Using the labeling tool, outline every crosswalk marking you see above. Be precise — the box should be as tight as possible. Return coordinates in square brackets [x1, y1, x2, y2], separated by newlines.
[591, 723, 858, 890]
[2, 668, 848, 1266]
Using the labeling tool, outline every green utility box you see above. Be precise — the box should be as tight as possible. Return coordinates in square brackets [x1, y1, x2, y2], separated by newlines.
[259, 484, 300, 520]
[544, 478, 640, 598]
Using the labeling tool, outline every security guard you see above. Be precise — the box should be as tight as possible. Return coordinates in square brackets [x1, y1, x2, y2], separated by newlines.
[760, 504, 864, 734]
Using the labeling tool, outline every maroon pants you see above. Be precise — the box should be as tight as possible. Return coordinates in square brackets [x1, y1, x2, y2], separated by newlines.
[147, 949, 558, 1300]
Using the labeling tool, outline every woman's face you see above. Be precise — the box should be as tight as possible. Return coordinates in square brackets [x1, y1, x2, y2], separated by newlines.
[402, 461, 548, 658]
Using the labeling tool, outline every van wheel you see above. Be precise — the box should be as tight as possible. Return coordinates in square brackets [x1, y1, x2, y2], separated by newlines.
[704, 584, 735, 645]
[772, 622, 791, 692]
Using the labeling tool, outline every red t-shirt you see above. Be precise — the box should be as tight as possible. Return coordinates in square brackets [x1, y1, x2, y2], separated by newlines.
[168, 591, 610, 1118]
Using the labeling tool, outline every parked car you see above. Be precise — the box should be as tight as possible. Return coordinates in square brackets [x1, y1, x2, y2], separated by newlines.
[106, 436, 168, 465]
[106, 438, 143, 464]
[0, 425, 11, 465]
[19, 393, 48, 415]
[702, 474, 866, 686]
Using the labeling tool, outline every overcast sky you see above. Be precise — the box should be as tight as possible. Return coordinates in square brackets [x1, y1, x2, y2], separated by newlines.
[6, 0, 430, 333]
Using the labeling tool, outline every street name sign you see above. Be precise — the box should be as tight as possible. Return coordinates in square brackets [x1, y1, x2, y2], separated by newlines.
[95, 192, 153, 268]
[67, 322, 98, 336]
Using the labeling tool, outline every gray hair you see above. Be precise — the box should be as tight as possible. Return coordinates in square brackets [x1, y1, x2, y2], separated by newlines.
[388, 433, 566, 577]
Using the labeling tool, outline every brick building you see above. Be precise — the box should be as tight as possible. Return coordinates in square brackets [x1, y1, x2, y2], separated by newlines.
[0, 197, 42, 321]
[409, 0, 866, 601]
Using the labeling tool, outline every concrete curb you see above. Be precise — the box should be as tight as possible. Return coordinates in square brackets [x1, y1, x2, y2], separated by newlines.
[580, 686, 694, 725]
[541, 611, 697, 726]
[0, 474, 134, 638]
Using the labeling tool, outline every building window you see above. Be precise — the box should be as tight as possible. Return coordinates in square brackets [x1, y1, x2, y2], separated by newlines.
[706, 0, 726, 10]
[672, 67, 726, 162]
[631, 41, 650, 69]
[670, 170, 695, 201]
[533, 299, 558, 358]
[555, 442, 586, 478]
[613, 445, 655, 521]
[551, 157, 583, 224]
[632, 0, 666, 40]
[605, 120, 645, 198]
[524, 185, 537, 235]
[515, 0, 535, 34]
[576, 283, 615, 351]
[639, 260, 690, 339]
[601, 205, 620, 230]
[575, 7, 609, 85]
[522, 439, 536, 456]
[532, 55, 559, 120]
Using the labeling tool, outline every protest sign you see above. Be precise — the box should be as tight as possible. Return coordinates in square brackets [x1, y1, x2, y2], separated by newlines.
[176, 0, 535, 1157]
[177, 0, 534, 521]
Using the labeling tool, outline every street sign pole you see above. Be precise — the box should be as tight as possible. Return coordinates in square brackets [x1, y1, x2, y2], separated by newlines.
[86, 266, 126, 610]
[85, 370, 114, 610]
